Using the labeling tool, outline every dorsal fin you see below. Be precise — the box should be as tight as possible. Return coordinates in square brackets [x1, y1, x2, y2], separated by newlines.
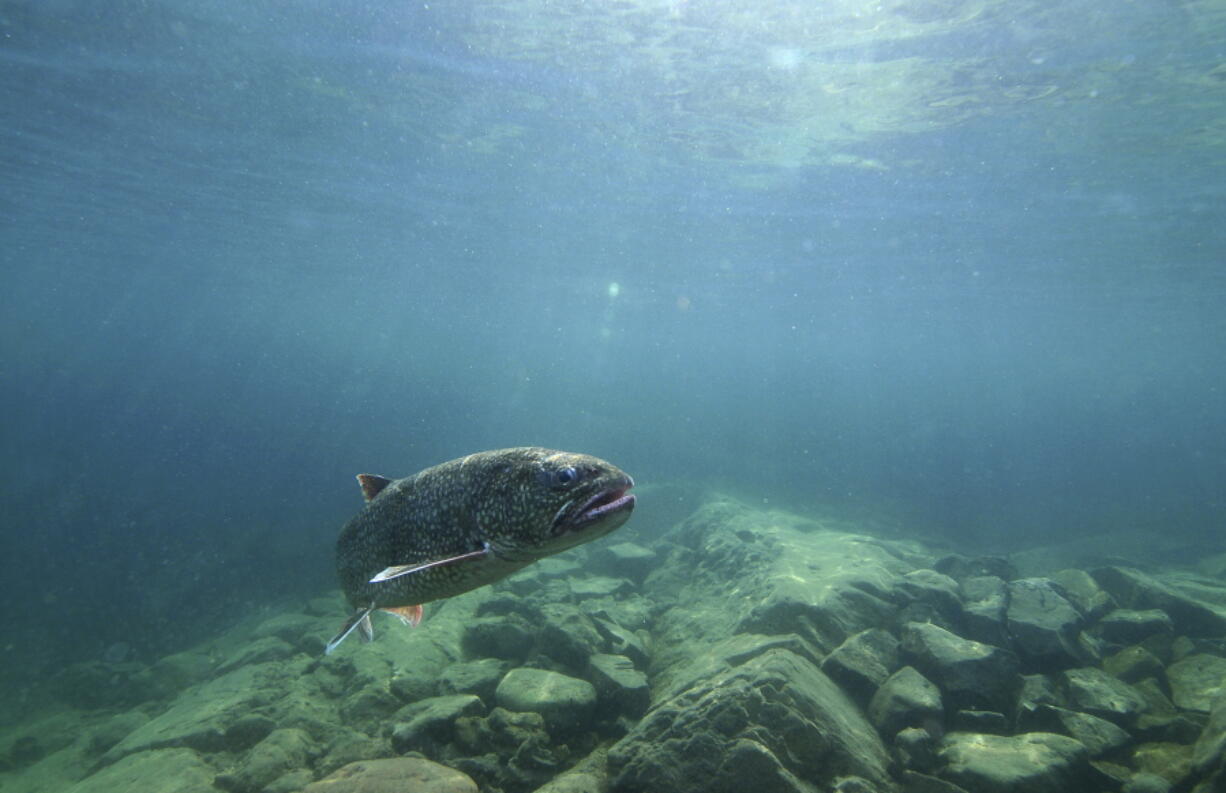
[356, 473, 393, 501]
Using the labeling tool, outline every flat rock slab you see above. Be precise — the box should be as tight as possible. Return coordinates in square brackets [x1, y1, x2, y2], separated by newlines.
[940, 731, 1091, 793]
[495, 668, 597, 732]
[1091, 567, 1226, 638]
[1166, 653, 1226, 713]
[303, 758, 477, 793]
[68, 748, 216, 793]
[101, 663, 281, 765]
[608, 648, 892, 793]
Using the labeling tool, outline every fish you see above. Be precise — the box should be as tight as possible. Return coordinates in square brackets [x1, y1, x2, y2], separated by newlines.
[326, 447, 635, 654]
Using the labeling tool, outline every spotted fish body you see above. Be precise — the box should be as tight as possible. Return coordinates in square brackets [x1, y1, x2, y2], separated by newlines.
[327, 447, 635, 653]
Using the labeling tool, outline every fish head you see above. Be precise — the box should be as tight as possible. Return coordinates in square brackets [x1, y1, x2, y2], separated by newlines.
[479, 448, 635, 561]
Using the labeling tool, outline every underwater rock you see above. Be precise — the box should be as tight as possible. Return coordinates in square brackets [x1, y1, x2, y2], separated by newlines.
[390, 694, 485, 754]
[1020, 705, 1132, 758]
[1103, 645, 1166, 684]
[587, 653, 650, 719]
[215, 727, 315, 793]
[1049, 569, 1116, 621]
[821, 627, 901, 706]
[87, 710, 152, 755]
[1192, 692, 1226, 782]
[68, 748, 216, 793]
[595, 542, 657, 583]
[149, 650, 216, 695]
[315, 727, 388, 777]
[1005, 578, 1085, 669]
[591, 617, 651, 669]
[302, 757, 477, 793]
[1016, 673, 1066, 714]
[607, 648, 893, 793]
[462, 618, 536, 662]
[868, 666, 943, 738]
[959, 576, 1010, 647]
[1166, 653, 1226, 713]
[530, 745, 608, 793]
[660, 500, 912, 655]
[1095, 609, 1176, 647]
[898, 769, 970, 793]
[538, 603, 604, 670]
[1091, 567, 1226, 638]
[1123, 771, 1173, 793]
[253, 613, 323, 647]
[223, 713, 277, 751]
[933, 554, 1016, 583]
[339, 681, 401, 727]
[1061, 667, 1149, 727]
[216, 636, 296, 674]
[894, 727, 939, 774]
[496, 668, 597, 734]
[938, 731, 1093, 793]
[99, 663, 281, 765]
[569, 575, 636, 600]
[950, 710, 1009, 734]
[1132, 741, 1194, 787]
[900, 621, 1021, 714]
[895, 569, 963, 630]
[452, 707, 572, 792]
[438, 658, 512, 702]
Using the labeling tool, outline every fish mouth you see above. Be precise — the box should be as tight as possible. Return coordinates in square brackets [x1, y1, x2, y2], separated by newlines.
[555, 476, 636, 535]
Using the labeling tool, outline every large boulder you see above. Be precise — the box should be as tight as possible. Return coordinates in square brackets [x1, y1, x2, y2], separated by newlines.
[1061, 667, 1149, 727]
[1167, 654, 1226, 713]
[900, 622, 1021, 713]
[939, 731, 1093, 793]
[868, 666, 943, 738]
[302, 758, 477, 793]
[1090, 568, 1226, 638]
[608, 648, 893, 793]
[1005, 578, 1084, 669]
[68, 748, 217, 793]
[495, 668, 597, 734]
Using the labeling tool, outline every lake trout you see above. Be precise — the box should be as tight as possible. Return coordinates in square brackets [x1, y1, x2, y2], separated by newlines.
[326, 447, 635, 654]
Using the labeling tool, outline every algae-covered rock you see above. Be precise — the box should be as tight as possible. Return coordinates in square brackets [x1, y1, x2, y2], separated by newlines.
[608, 648, 892, 793]
[595, 542, 657, 583]
[215, 728, 315, 793]
[587, 653, 650, 719]
[900, 621, 1021, 713]
[390, 694, 485, 753]
[960, 575, 1009, 647]
[1061, 667, 1149, 727]
[495, 668, 597, 733]
[1006, 578, 1085, 669]
[216, 636, 296, 674]
[939, 731, 1092, 793]
[868, 666, 943, 738]
[1166, 653, 1226, 713]
[1095, 609, 1175, 647]
[821, 627, 900, 705]
[68, 748, 216, 793]
[438, 658, 511, 702]
[1091, 568, 1226, 638]
[302, 757, 477, 793]
[100, 663, 282, 765]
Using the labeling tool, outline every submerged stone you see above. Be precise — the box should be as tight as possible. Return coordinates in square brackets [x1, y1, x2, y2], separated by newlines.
[302, 757, 477, 793]
[939, 731, 1092, 793]
[1166, 653, 1226, 713]
[495, 668, 597, 733]
[900, 621, 1021, 713]
[608, 648, 891, 793]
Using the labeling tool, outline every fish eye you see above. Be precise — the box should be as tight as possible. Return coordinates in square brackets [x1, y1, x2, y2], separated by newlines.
[554, 466, 579, 486]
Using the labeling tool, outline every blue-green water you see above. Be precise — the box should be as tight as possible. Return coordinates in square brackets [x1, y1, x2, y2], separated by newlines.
[2, 0, 1224, 678]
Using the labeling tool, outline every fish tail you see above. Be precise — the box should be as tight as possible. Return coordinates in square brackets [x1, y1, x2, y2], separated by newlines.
[325, 604, 375, 655]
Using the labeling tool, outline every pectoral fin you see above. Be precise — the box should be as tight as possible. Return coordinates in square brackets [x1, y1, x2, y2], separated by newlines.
[368, 542, 492, 584]
[325, 604, 375, 655]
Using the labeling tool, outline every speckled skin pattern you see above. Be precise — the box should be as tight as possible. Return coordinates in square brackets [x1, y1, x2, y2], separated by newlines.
[335, 447, 634, 611]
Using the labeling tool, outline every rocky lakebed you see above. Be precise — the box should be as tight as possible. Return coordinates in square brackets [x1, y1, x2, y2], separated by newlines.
[3, 496, 1226, 793]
